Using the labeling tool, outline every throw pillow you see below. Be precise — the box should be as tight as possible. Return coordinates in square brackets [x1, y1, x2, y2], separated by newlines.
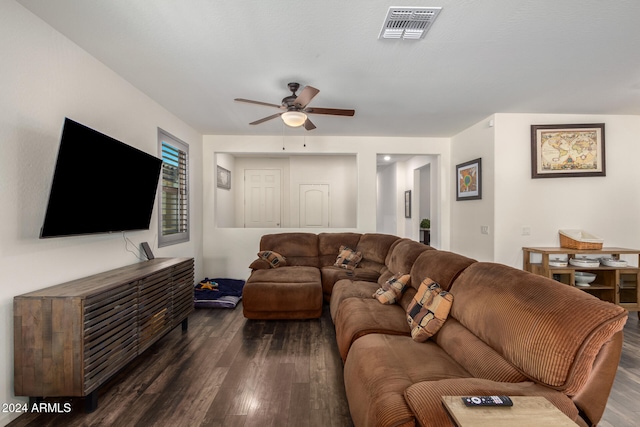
[334, 245, 363, 271]
[373, 273, 411, 304]
[257, 250, 287, 268]
[406, 278, 453, 342]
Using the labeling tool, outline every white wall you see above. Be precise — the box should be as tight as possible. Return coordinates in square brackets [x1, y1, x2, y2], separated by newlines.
[289, 155, 357, 228]
[202, 135, 451, 280]
[214, 153, 236, 227]
[493, 113, 640, 267]
[0, 3, 203, 423]
[450, 116, 496, 261]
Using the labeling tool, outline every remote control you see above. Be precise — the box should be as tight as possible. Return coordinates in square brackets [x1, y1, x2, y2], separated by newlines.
[461, 396, 513, 407]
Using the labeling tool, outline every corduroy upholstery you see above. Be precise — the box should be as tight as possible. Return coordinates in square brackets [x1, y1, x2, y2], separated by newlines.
[243, 232, 627, 427]
[344, 334, 471, 427]
[329, 279, 381, 321]
[332, 249, 475, 361]
[242, 266, 322, 320]
[339, 258, 627, 427]
[244, 232, 404, 319]
[329, 238, 431, 320]
[449, 263, 628, 394]
[259, 232, 320, 267]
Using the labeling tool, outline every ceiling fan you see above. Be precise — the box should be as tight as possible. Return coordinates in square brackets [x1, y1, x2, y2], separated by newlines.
[234, 82, 355, 131]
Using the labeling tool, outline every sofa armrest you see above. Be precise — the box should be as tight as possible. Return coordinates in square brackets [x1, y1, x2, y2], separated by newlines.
[248, 258, 271, 271]
[404, 378, 580, 427]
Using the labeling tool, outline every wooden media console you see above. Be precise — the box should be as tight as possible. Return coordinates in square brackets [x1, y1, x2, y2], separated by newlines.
[13, 258, 194, 411]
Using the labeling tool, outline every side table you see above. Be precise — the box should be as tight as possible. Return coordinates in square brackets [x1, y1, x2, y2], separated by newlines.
[441, 396, 577, 427]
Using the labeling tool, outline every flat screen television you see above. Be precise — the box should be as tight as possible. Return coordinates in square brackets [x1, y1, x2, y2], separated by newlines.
[40, 118, 162, 238]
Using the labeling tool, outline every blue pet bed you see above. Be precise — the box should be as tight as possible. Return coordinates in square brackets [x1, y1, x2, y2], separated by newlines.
[194, 278, 245, 309]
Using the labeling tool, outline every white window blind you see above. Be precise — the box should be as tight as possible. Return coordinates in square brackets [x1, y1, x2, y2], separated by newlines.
[158, 130, 189, 246]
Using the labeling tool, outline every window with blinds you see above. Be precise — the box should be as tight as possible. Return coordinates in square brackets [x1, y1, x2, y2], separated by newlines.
[158, 130, 189, 247]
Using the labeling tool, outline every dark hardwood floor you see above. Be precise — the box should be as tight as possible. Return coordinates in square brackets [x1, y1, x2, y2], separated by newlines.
[7, 306, 640, 427]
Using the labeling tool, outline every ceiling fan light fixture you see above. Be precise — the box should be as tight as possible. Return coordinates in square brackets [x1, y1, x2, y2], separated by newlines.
[281, 111, 307, 127]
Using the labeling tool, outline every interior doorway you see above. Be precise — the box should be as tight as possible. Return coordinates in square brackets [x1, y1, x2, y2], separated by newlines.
[244, 169, 282, 228]
[376, 154, 438, 247]
[299, 184, 330, 227]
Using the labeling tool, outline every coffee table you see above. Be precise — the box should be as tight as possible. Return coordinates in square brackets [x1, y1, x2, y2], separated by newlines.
[441, 396, 578, 427]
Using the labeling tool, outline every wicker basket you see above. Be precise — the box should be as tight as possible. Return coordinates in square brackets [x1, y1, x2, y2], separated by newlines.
[559, 229, 603, 250]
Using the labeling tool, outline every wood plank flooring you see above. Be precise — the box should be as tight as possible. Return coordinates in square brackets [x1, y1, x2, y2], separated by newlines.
[7, 306, 640, 427]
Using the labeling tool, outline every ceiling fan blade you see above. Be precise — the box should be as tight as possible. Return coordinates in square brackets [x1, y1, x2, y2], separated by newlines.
[303, 118, 316, 131]
[249, 113, 282, 125]
[305, 107, 355, 117]
[235, 98, 283, 109]
[293, 86, 320, 108]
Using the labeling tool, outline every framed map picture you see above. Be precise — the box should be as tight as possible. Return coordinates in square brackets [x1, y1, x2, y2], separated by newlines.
[531, 123, 605, 178]
[456, 158, 481, 201]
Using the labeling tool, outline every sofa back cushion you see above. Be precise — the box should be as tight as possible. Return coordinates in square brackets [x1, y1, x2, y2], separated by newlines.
[381, 238, 433, 286]
[355, 233, 400, 273]
[318, 232, 362, 267]
[400, 250, 476, 310]
[434, 318, 528, 383]
[259, 233, 319, 267]
[449, 262, 628, 395]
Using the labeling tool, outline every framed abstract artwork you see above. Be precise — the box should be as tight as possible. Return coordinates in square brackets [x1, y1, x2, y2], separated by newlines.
[456, 158, 481, 201]
[531, 123, 605, 178]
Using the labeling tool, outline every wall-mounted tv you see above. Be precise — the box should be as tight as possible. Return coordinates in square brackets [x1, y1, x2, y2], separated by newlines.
[40, 118, 162, 238]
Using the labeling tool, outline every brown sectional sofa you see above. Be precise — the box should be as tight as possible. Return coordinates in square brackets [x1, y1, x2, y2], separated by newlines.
[243, 232, 628, 427]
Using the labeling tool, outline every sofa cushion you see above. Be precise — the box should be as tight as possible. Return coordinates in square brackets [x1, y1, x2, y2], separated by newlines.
[257, 250, 287, 268]
[434, 318, 527, 383]
[408, 250, 476, 292]
[329, 279, 381, 321]
[318, 232, 362, 267]
[356, 233, 401, 273]
[343, 333, 471, 427]
[406, 279, 453, 342]
[334, 245, 363, 270]
[259, 233, 319, 267]
[399, 249, 475, 311]
[373, 273, 410, 304]
[334, 298, 410, 361]
[320, 266, 380, 300]
[383, 238, 433, 288]
[243, 266, 322, 320]
[247, 265, 319, 284]
[449, 262, 628, 395]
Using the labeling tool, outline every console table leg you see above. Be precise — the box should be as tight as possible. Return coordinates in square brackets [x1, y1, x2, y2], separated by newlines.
[84, 390, 98, 413]
[182, 317, 189, 332]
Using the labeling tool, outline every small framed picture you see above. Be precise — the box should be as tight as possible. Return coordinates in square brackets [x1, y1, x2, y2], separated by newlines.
[456, 158, 482, 201]
[216, 165, 231, 190]
[404, 190, 411, 218]
[531, 123, 605, 178]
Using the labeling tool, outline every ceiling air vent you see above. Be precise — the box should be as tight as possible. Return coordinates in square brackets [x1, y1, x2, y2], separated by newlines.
[379, 7, 442, 40]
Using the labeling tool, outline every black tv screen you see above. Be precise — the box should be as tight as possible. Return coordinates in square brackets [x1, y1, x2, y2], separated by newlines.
[40, 118, 162, 238]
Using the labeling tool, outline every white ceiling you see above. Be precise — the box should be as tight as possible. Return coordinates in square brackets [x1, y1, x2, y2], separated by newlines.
[17, 0, 640, 137]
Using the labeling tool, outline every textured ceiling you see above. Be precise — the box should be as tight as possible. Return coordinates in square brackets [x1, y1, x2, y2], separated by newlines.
[17, 0, 640, 137]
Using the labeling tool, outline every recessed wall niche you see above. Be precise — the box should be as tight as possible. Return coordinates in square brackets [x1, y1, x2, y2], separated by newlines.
[215, 153, 357, 229]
